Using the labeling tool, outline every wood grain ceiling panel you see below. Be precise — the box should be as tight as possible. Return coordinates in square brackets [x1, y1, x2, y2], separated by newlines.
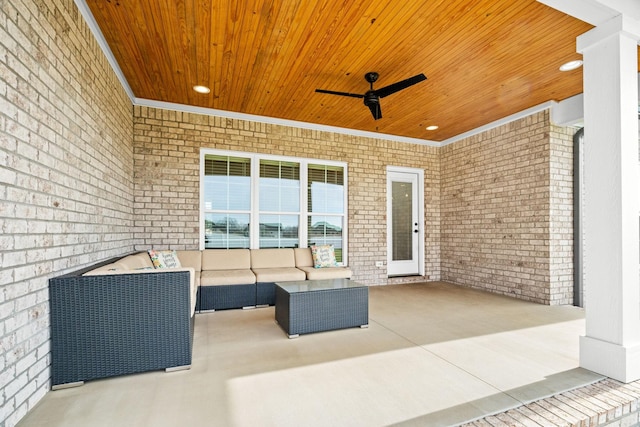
[87, 0, 620, 141]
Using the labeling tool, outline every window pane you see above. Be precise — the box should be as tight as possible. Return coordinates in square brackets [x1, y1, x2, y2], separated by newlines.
[204, 175, 251, 210]
[259, 214, 299, 248]
[205, 155, 251, 176]
[308, 215, 343, 262]
[259, 160, 300, 212]
[308, 164, 344, 213]
[204, 155, 251, 210]
[204, 213, 250, 249]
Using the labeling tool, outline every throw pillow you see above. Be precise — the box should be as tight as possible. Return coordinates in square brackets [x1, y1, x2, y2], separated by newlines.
[148, 249, 182, 269]
[310, 244, 338, 268]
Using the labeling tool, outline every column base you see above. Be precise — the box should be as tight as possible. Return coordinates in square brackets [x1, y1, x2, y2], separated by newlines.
[580, 335, 640, 383]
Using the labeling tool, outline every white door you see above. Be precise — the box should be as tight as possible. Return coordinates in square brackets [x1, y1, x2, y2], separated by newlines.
[386, 167, 424, 276]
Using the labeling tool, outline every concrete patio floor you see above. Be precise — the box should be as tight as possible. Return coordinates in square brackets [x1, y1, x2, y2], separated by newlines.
[18, 282, 616, 427]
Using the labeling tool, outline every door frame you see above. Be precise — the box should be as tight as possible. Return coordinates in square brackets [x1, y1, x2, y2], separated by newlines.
[386, 166, 425, 277]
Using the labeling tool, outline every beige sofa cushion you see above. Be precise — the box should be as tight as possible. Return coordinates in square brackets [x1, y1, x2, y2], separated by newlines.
[177, 250, 202, 287]
[296, 265, 352, 280]
[251, 248, 305, 283]
[177, 250, 202, 271]
[118, 252, 155, 270]
[293, 248, 314, 267]
[200, 269, 256, 286]
[252, 267, 305, 283]
[250, 248, 296, 269]
[293, 247, 352, 280]
[202, 249, 251, 270]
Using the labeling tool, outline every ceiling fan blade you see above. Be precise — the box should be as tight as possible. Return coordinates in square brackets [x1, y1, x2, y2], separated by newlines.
[373, 73, 427, 99]
[367, 102, 382, 120]
[315, 89, 364, 99]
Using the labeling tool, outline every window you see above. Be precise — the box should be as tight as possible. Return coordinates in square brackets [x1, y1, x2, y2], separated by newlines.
[307, 164, 345, 262]
[201, 150, 348, 263]
[259, 159, 300, 248]
[203, 155, 251, 248]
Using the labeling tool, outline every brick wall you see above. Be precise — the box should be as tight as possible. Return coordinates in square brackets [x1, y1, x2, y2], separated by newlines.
[133, 107, 442, 286]
[440, 111, 574, 304]
[549, 124, 575, 304]
[0, 0, 134, 425]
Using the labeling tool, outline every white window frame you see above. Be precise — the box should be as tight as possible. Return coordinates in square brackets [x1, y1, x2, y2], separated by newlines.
[200, 149, 349, 265]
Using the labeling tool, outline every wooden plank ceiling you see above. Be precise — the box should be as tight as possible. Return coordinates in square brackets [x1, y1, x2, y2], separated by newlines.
[86, 0, 604, 141]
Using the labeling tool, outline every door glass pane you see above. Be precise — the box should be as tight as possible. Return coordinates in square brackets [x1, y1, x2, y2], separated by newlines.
[392, 181, 413, 261]
[308, 215, 343, 262]
[204, 213, 250, 248]
[259, 214, 299, 248]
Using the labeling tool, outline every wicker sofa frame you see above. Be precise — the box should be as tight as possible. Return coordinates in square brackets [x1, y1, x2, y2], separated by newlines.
[48, 247, 351, 388]
[49, 267, 194, 389]
[199, 283, 256, 310]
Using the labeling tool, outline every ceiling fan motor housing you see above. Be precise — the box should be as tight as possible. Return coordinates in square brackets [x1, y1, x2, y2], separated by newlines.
[364, 91, 379, 107]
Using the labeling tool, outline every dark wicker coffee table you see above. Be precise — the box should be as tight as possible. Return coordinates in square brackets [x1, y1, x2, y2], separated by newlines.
[275, 278, 369, 338]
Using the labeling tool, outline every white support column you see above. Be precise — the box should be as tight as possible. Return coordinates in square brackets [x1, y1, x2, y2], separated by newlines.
[578, 14, 640, 383]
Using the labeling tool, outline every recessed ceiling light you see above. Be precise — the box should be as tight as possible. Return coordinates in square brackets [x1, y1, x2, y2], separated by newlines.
[426, 125, 438, 131]
[559, 60, 583, 72]
[193, 85, 211, 94]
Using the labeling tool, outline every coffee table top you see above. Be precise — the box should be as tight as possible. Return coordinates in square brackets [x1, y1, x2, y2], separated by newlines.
[276, 278, 365, 293]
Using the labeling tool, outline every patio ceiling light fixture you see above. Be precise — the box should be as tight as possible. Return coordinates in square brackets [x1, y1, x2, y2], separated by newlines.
[559, 60, 583, 72]
[193, 85, 211, 94]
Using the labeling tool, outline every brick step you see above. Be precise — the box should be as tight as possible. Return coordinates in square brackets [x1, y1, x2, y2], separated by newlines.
[461, 378, 640, 427]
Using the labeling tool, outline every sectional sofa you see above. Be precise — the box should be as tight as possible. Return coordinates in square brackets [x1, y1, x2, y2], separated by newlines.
[48, 247, 351, 388]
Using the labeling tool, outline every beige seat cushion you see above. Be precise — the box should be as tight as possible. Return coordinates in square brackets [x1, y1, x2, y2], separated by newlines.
[202, 249, 251, 270]
[297, 265, 352, 280]
[252, 267, 305, 283]
[200, 269, 256, 286]
[294, 247, 352, 280]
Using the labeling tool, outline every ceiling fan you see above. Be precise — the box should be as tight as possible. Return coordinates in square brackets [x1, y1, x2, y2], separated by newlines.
[315, 72, 427, 120]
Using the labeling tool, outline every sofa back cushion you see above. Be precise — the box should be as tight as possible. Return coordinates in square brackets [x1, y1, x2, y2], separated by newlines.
[294, 248, 314, 268]
[251, 248, 295, 269]
[118, 252, 155, 270]
[202, 249, 251, 271]
[177, 250, 202, 272]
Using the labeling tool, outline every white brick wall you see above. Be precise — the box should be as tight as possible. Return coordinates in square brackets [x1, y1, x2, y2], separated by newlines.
[0, 0, 135, 425]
